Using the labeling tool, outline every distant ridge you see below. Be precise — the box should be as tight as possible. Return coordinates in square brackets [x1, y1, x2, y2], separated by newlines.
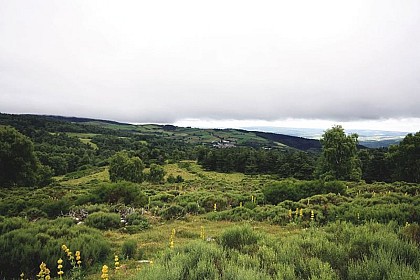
[0, 113, 341, 152]
[43, 115, 125, 125]
[253, 131, 321, 151]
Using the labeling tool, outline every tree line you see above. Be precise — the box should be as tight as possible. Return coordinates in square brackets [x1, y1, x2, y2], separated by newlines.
[198, 126, 420, 183]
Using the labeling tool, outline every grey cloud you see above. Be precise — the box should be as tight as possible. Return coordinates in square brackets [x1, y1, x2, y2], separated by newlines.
[1, 0, 420, 126]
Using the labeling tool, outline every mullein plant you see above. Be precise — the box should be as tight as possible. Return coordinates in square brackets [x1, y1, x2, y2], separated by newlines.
[200, 226, 205, 241]
[169, 228, 176, 249]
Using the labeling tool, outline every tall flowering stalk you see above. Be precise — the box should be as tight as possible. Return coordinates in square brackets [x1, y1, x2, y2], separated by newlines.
[200, 226, 205, 241]
[114, 255, 120, 271]
[37, 262, 51, 280]
[101, 265, 109, 280]
[57, 258, 64, 279]
[288, 209, 292, 221]
[75, 251, 82, 266]
[62, 244, 75, 266]
[169, 228, 176, 249]
[61, 244, 82, 280]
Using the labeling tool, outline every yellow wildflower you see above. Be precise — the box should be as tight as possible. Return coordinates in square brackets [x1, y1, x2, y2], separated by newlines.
[37, 262, 50, 280]
[75, 250, 82, 266]
[115, 255, 120, 271]
[200, 226, 205, 240]
[57, 257, 64, 279]
[101, 265, 109, 280]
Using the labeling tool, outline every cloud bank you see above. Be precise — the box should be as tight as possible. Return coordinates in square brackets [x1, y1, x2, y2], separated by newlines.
[1, 0, 419, 128]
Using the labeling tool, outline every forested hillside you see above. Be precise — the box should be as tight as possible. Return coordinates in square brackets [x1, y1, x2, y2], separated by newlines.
[0, 113, 419, 279]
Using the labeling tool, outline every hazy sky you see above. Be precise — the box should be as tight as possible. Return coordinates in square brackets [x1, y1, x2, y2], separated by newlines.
[1, 0, 419, 132]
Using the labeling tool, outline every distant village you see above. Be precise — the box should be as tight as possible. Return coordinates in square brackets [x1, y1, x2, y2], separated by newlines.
[211, 138, 236, 148]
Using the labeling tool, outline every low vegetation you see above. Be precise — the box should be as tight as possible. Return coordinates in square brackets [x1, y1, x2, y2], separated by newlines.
[0, 114, 419, 279]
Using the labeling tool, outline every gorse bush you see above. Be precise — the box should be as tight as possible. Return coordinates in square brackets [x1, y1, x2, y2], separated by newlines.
[400, 223, 420, 244]
[263, 179, 346, 204]
[159, 205, 186, 220]
[123, 212, 150, 233]
[219, 225, 260, 252]
[0, 217, 110, 279]
[122, 239, 137, 259]
[84, 211, 121, 230]
[89, 182, 148, 207]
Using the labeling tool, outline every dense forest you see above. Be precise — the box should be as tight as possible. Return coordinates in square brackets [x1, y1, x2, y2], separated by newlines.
[0, 113, 419, 279]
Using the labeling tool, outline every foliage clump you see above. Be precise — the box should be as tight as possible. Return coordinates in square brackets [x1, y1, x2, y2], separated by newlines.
[109, 151, 144, 183]
[0, 126, 52, 187]
[0, 217, 110, 279]
[316, 125, 361, 181]
[85, 212, 121, 230]
[263, 179, 345, 204]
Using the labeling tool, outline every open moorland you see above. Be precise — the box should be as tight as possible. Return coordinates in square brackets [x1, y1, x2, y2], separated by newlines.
[0, 113, 419, 280]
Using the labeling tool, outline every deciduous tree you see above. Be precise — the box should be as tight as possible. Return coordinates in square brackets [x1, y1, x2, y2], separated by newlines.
[316, 125, 361, 181]
[0, 126, 50, 187]
[108, 151, 144, 183]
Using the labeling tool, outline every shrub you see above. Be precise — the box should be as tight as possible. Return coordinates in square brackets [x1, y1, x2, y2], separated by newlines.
[41, 198, 70, 218]
[167, 175, 184, 184]
[123, 212, 150, 233]
[147, 164, 166, 184]
[400, 223, 420, 245]
[159, 205, 186, 220]
[91, 182, 147, 207]
[263, 180, 345, 204]
[185, 202, 202, 214]
[206, 207, 254, 222]
[20, 207, 48, 221]
[122, 239, 137, 259]
[85, 212, 121, 230]
[219, 225, 259, 252]
[0, 217, 110, 279]
[0, 216, 28, 234]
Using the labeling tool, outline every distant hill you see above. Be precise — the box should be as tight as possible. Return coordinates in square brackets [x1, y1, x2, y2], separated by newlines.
[253, 131, 321, 151]
[245, 126, 408, 148]
[0, 113, 322, 152]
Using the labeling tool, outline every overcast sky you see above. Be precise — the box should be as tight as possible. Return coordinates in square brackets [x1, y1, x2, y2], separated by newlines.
[1, 0, 419, 132]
